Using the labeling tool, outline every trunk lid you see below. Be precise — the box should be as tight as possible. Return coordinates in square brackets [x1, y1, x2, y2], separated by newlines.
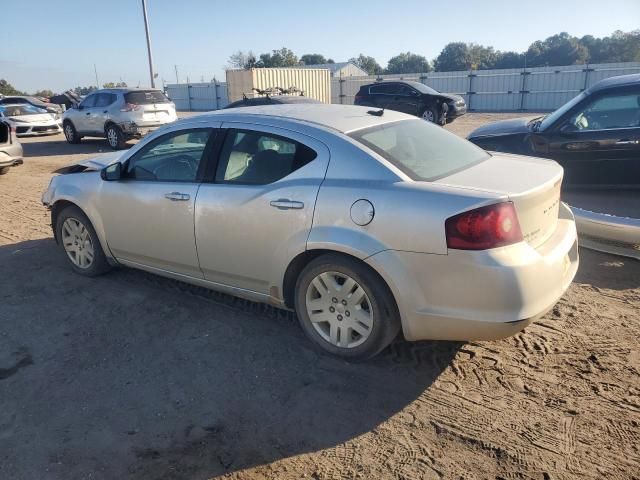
[125, 90, 177, 125]
[435, 153, 563, 248]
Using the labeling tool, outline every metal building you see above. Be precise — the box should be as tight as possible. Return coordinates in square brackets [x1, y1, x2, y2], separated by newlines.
[295, 62, 368, 78]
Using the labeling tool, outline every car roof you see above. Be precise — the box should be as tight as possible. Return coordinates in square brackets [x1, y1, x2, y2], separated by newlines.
[588, 73, 640, 93]
[94, 88, 164, 93]
[360, 80, 439, 94]
[192, 104, 413, 134]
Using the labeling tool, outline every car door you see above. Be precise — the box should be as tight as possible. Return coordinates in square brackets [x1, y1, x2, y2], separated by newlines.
[545, 86, 640, 186]
[195, 124, 330, 296]
[368, 84, 394, 109]
[93, 93, 116, 132]
[75, 93, 98, 132]
[393, 85, 421, 115]
[97, 126, 218, 277]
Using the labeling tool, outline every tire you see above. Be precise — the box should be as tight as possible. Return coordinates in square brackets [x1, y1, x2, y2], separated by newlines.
[421, 106, 438, 123]
[105, 124, 126, 150]
[55, 205, 111, 277]
[294, 253, 401, 360]
[63, 121, 81, 144]
[0, 167, 10, 175]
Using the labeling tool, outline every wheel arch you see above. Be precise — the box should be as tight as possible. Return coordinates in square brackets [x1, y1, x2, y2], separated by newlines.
[281, 248, 400, 320]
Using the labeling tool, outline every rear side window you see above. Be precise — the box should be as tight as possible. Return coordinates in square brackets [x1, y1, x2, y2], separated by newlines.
[94, 93, 116, 108]
[125, 90, 170, 105]
[369, 84, 397, 95]
[349, 119, 489, 181]
[215, 129, 317, 185]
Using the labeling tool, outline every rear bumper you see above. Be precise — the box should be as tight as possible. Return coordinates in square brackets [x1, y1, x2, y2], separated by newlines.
[0, 143, 23, 167]
[15, 121, 62, 136]
[572, 206, 640, 260]
[118, 122, 166, 137]
[366, 202, 579, 341]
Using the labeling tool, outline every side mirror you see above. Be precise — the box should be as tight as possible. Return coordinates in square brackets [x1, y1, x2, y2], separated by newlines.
[101, 162, 122, 181]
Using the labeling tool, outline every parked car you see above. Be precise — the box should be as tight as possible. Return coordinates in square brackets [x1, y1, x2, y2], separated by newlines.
[354, 80, 467, 124]
[467, 74, 640, 187]
[0, 95, 62, 114]
[0, 119, 23, 175]
[225, 95, 321, 109]
[62, 88, 177, 150]
[42, 104, 578, 359]
[0, 104, 62, 136]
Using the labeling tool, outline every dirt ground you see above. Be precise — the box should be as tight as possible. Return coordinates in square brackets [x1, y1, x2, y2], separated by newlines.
[0, 113, 638, 480]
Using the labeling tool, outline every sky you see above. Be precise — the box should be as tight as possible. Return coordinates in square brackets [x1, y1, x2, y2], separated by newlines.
[1, 0, 639, 93]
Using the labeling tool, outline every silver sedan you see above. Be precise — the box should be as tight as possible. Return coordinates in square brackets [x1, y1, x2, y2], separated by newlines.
[42, 105, 579, 359]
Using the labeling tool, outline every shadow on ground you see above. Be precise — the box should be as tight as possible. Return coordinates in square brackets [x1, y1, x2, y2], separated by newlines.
[19, 134, 134, 157]
[0, 239, 459, 479]
[575, 247, 640, 290]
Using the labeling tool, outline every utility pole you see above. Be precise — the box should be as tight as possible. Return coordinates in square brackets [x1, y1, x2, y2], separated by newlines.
[174, 65, 179, 84]
[93, 64, 100, 88]
[141, 0, 155, 88]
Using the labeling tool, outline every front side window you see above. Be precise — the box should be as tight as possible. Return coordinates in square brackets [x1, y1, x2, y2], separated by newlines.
[215, 129, 317, 184]
[568, 90, 640, 131]
[127, 129, 213, 182]
[349, 119, 489, 181]
[369, 84, 396, 95]
[80, 94, 97, 108]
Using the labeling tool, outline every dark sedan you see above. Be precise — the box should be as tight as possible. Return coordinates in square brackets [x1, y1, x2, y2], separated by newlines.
[467, 74, 640, 187]
[354, 80, 466, 124]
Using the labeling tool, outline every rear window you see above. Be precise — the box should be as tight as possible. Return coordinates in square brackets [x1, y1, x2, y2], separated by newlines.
[125, 90, 170, 105]
[349, 119, 489, 181]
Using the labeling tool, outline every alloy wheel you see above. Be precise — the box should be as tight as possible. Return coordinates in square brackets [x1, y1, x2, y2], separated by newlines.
[305, 271, 373, 348]
[61, 218, 95, 269]
[64, 124, 74, 142]
[107, 127, 118, 148]
[422, 109, 435, 122]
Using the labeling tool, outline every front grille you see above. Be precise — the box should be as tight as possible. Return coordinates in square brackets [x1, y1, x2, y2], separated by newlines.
[32, 125, 58, 132]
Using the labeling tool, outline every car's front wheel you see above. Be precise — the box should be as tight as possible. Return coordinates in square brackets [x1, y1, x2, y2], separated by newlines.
[105, 124, 126, 150]
[294, 254, 400, 360]
[421, 106, 438, 123]
[55, 205, 111, 277]
[0, 167, 10, 175]
[63, 121, 81, 144]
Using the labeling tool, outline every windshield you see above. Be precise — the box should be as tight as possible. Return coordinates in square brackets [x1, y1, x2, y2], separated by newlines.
[0, 104, 47, 116]
[538, 91, 587, 131]
[349, 119, 490, 181]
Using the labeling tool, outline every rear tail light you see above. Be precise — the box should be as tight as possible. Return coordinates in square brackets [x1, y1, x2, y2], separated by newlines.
[120, 103, 141, 112]
[445, 202, 523, 250]
[354, 95, 363, 102]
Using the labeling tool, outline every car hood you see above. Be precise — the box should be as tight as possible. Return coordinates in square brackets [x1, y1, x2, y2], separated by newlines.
[8, 113, 56, 123]
[54, 151, 124, 174]
[467, 117, 532, 138]
[437, 93, 465, 103]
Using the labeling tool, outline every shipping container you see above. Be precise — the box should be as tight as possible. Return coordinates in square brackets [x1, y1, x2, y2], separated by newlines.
[226, 68, 331, 104]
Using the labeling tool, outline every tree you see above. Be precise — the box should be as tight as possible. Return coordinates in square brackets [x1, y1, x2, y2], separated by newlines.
[33, 89, 54, 98]
[227, 50, 257, 69]
[73, 85, 97, 96]
[327, 59, 335, 64]
[434, 42, 471, 71]
[385, 52, 431, 74]
[0, 79, 25, 96]
[492, 51, 525, 69]
[525, 32, 588, 67]
[300, 54, 327, 65]
[257, 48, 298, 68]
[102, 82, 127, 88]
[349, 54, 383, 75]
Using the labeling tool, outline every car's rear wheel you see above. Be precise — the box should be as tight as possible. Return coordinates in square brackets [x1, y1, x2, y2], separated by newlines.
[55, 205, 111, 277]
[63, 121, 81, 144]
[294, 254, 400, 360]
[105, 124, 126, 150]
[421, 106, 438, 123]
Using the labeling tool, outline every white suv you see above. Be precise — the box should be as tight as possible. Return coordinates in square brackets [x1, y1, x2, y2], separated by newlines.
[62, 88, 177, 150]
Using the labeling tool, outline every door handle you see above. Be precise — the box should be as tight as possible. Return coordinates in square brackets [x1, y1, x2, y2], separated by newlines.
[615, 139, 639, 145]
[103, 110, 108, 114]
[164, 192, 190, 201]
[86, 112, 91, 115]
[270, 199, 304, 210]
